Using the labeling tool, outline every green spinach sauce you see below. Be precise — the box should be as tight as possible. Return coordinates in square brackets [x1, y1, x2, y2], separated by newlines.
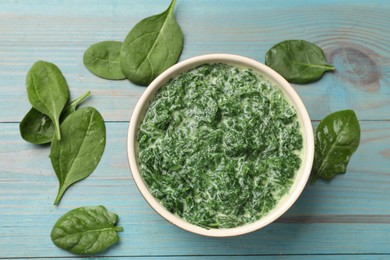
[137, 63, 303, 229]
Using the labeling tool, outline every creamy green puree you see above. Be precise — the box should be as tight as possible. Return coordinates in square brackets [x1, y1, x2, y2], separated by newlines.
[137, 63, 303, 229]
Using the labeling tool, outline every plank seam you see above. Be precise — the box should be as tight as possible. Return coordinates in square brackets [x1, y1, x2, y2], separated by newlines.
[2, 119, 390, 124]
[1, 253, 390, 259]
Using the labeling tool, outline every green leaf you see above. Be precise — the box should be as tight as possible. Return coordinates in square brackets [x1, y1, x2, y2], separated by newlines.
[26, 60, 69, 140]
[19, 108, 55, 144]
[50, 107, 106, 205]
[51, 206, 123, 255]
[83, 41, 126, 80]
[60, 91, 91, 120]
[265, 40, 335, 84]
[120, 0, 184, 86]
[19, 91, 91, 145]
[311, 110, 361, 184]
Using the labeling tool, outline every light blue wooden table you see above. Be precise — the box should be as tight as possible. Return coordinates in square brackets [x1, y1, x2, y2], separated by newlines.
[1, 0, 390, 258]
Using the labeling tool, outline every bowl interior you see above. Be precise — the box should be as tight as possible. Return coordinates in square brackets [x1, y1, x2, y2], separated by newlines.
[127, 54, 314, 237]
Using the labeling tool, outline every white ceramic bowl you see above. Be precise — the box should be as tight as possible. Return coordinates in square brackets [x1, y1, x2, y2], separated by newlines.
[127, 54, 314, 237]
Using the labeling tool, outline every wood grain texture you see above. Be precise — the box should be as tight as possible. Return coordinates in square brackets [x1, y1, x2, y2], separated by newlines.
[1, 0, 390, 258]
[1, 121, 390, 258]
[25, 257, 390, 260]
[1, 0, 390, 122]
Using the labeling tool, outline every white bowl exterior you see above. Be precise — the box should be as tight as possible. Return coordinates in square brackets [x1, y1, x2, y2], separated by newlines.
[128, 54, 314, 237]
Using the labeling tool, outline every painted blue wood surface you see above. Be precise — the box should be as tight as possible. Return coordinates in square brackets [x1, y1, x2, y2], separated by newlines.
[1, 0, 390, 258]
[1, 0, 390, 122]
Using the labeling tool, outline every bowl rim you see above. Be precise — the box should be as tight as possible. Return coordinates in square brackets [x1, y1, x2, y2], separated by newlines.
[127, 54, 314, 237]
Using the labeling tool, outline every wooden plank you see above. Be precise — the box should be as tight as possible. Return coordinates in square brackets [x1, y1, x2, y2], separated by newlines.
[2, 121, 390, 215]
[0, 254, 389, 260]
[1, 121, 390, 257]
[1, 0, 390, 122]
[1, 219, 390, 257]
[1, 0, 390, 258]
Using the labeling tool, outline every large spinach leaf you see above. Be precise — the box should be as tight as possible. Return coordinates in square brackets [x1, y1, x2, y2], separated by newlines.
[26, 61, 69, 140]
[120, 0, 183, 86]
[51, 206, 123, 255]
[311, 110, 360, 183]
[50, 107, 106, 205]
[20, 91, 91, 145]
[83, 41, 126, 80]
[265, 40, 335, 84]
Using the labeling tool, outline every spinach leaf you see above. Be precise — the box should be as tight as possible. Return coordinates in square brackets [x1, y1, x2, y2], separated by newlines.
[265, 40, 335, 84]
[61, 91, 91, 120]
[19, 91, 91, 145]
[50, 107, 106, 205]
[19, 108, 54, 144]
[311, 110, 360, 184]
[51, 206, 123, 255]
[83, 41, 126, 80]
[120, 0, 184, 86]
[26, 60, 69, 140]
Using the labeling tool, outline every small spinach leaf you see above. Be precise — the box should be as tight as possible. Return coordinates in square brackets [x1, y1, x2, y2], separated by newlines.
[26, 60, 69, 140]
[83, 41, 126, 80]
[19, 91, 91, 145]
[50, 107, 106, 205]
[51, 206, 123, 255]
[120, 0, 184, 86]
[265, 40, 335, 84]
[311, 110, 360, 184]
[19, 108, 54, 144]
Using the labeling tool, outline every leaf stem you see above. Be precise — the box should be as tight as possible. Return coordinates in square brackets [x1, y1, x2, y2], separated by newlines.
[294, 62, 335, 71]
[325, 64, 336, 71]
[60, 91, 92, 121]
[54, 118, 61, 140]
[69, 90, 91, 107]
[115, 226, 124, 232]
[168, 0, 177, 14]
[54, 185, 66, 205]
